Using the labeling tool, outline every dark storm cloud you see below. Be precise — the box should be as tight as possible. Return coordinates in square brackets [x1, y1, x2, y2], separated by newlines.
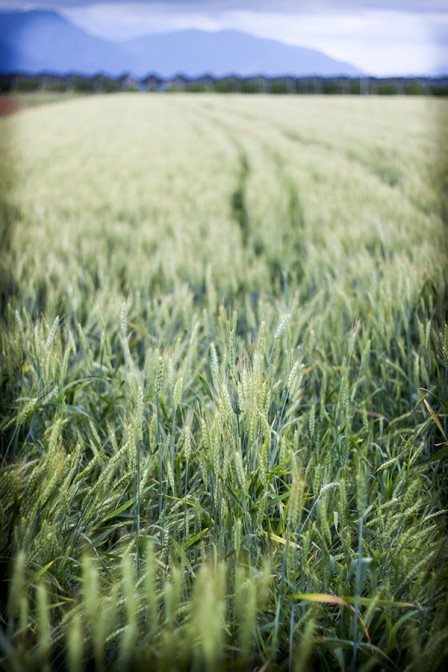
[1, 0, 446, 12]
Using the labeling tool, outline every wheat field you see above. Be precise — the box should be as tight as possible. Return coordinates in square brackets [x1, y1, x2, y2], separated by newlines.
[0, 94, 447, 671]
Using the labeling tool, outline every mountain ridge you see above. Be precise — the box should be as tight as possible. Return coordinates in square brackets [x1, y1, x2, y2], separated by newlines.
[0, 9, 364, 77]
[122, 28, 363, 77]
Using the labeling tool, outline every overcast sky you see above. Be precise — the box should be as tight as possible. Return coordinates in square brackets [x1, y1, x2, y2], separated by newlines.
[1, 0, 447, 75]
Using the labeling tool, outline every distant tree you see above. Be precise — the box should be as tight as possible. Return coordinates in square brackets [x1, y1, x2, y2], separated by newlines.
[322, 79, 343, 94]
[73, 77, 95, 93]
[348, 79, 361, 94]
[376, 82, 398, 95]
[270, 79, 288, 94]
[16, 76, 40, 93]
[404, 82, 425, 95]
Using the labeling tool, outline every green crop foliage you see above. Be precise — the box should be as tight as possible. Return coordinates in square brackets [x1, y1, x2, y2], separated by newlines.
[0, 94, 447, 671]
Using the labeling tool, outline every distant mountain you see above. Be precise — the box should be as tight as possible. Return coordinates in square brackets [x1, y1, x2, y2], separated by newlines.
[0, 10, 131, 75]
[122, 29, 363, 77]
[0, 9, 363, 77]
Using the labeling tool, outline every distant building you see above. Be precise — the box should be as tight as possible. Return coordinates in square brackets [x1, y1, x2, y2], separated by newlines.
[162, 75, 189, 91]
[118, 73, 139, 91]
[141, 74, 164, 91]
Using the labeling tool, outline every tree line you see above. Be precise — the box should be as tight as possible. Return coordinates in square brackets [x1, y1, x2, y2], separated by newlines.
[1, 71, 447, 96]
